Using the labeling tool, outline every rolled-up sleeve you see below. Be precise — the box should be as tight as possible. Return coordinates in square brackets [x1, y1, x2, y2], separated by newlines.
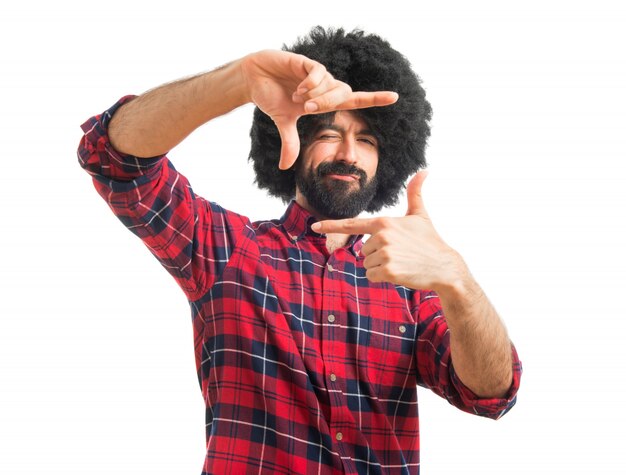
[77, 97, 245, 300]
[415, 291, 522, 419]
[448, 345, 522, 419]
[78, 96, 164, 182]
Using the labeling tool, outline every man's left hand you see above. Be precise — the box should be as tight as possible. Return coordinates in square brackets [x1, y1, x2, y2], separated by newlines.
[311, 171, 467, 291]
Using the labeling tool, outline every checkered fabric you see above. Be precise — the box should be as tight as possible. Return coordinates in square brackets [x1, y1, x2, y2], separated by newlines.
[78, 97, 521, 475]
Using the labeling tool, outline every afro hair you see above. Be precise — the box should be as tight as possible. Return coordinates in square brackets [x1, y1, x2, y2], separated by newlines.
[248, 26, 432, 212]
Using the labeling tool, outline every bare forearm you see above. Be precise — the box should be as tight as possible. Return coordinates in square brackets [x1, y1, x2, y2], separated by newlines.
[106, 49, 399, 164]
[310, 173, 516, 398]
[435, 262, 513, 398]
[109, 60, 250, 158]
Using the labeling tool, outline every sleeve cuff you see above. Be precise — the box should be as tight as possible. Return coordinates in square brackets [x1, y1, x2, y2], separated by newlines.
[78, 95, 166, 181]
[450, 345, 523, 420]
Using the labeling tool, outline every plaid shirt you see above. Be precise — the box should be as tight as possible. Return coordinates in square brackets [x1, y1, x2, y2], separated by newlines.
[78, 97, 521, 475]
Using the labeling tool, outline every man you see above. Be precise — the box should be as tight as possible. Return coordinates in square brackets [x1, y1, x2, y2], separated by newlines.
[78, 27, 521, 475]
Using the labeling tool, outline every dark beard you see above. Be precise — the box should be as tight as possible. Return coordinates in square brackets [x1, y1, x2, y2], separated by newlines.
[295, 161, 378, 219]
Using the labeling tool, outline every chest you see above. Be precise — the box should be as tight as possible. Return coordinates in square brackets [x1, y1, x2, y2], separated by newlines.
[200, 230, 420, 403]
[255, 237, 418, 365]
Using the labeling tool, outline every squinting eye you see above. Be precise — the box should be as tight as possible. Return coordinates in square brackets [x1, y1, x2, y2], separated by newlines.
[319, 134, 340, 141]
[359, 138, 377, 147]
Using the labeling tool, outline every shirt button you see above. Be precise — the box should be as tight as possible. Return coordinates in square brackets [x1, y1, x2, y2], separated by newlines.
[290, 235, 298, 242]
[330, 373, 337, 382]
[399, 325, 407, 334]
[327, 264, 335, 272]
[328, 314, 336, 323]
[336, 432, 343, 441]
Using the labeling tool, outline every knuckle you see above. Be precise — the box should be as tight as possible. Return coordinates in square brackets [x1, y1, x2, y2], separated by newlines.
[377, 230, 392, 245]
[378, 247, 391, 261]
[343, 218, 356, 228]
[377, 217, 393, 228]
[377, 267, 392, 282]
[339, 83, 353, 100]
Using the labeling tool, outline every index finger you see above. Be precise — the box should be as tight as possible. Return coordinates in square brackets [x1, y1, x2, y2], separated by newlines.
[335, 91, 399, 111]
[311, 217, 383, 235]
[303, 88, 398, 115]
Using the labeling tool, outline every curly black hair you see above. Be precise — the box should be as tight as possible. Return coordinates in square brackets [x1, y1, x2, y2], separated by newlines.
[248, 26, 432, 212]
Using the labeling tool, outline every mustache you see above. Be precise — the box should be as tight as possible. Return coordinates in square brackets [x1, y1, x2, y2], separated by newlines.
[316, 162, 367, 182]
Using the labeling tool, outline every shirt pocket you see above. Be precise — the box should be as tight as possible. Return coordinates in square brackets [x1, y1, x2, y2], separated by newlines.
[364, 292, 418, 397]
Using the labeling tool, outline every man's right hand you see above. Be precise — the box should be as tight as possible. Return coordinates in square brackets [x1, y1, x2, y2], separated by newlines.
[240, 50, 399, 170]
[109, 50, 397, 164]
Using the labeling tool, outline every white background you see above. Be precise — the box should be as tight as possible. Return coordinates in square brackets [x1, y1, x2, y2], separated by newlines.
[1, 0, 625, 473]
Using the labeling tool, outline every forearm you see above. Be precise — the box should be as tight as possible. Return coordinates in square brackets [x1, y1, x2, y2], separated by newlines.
[435, 260, 513, 398]
[109, 59, 250, 158]
[310, 173, 517, 399]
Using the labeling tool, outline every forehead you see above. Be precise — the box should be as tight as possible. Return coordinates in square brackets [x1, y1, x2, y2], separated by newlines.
[329, 111, 370, 130]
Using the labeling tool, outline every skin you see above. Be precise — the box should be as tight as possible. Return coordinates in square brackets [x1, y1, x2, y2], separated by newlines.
[109, 50, 398, 167]
[108, 48, 513, 398]
[312, 171, 513, 397]
[295, 110, 379, 250]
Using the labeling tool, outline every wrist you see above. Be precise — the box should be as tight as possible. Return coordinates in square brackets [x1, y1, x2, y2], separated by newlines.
[234, 55, 255, 105]
[197, 59, 251, 118]
[430, 250, 475, 301]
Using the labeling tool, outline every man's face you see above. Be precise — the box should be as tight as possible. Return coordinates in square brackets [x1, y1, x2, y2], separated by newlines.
[295, 111, 379, 220]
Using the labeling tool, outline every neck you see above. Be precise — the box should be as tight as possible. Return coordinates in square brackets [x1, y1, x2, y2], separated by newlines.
[325, 233, 350, 253]
[295, 193, 351, 253]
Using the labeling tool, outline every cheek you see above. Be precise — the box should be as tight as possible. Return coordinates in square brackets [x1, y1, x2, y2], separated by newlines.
[312, 142, 338, 157]
[366, 154, 379, 178]
[307, 143, 340, 168]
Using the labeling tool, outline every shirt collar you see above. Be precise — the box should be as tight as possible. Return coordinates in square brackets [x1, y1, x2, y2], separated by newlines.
[280, 201, 364, 257]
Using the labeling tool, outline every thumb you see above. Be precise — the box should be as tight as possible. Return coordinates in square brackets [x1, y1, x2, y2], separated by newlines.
[275, 118, 301, 170]
[405, 170, 429, 217]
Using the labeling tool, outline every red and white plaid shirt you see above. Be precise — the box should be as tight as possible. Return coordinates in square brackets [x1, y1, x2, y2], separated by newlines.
[78, 97, 521, 475]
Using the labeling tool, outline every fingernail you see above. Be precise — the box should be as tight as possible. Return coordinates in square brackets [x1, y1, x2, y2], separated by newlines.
[305, 102, 318, 113]
[311, 222, 321, 231]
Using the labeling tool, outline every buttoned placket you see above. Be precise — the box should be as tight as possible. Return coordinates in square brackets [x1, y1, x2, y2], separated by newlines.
[322, 253, 339, 390]
[320, 249, 356, 459]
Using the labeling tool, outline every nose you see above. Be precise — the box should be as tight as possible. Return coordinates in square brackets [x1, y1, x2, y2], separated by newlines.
[335, 137, 358, 164]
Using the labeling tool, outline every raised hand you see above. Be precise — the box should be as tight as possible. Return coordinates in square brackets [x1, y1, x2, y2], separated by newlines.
[311, 171, 465, 291]
[240, 50, 399, 170]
